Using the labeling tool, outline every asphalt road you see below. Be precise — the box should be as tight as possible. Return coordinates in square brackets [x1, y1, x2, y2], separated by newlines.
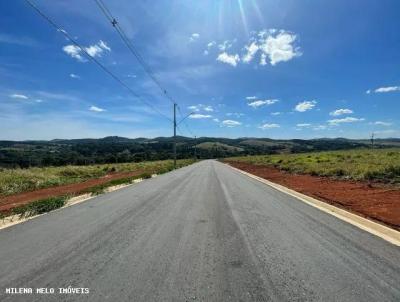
[0, 160, 399, 301]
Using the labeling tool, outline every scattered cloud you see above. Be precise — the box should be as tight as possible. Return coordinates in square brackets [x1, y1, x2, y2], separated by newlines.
[188, 104, 213, 112]
[35, 99, 44, 103]
[246, 96, 257, 100]
[218, 40, 234, 51]
[89, 105, 106, 112]
[216, 52, 240, 67]
[259, 123, 280, 130]
[10, 94, 28, 99]
[248, 99, 279, 108]
[69, 73, 80, 79]
[222, 119, 241, 127]
[0, 33, 39, 47]
[189, 113, 212, 119]
[189, 33, 200, 42]
[63, 40, 111, 62]
[294, 100, 317, 112]
[213, 30, 300, 68]
[313, 125, 327, 130]
[63, 45, 85, 62]
[207, 41, 216, 48]
[226, 112, 244, 118]
[127, 74, 137, 78]
[242, 42, 259, 63]
[373, 121, 392, 126]
[296, 123, 311, 127]
[329, 108, 353, 116]
[367, 85, 400, 94]
[212, 118, 220, 122]
[328, 117, 365, 125]
[271, 112, 281, 116]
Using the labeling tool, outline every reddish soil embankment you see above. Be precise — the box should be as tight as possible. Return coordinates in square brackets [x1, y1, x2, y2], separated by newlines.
[226, 161, 400, 230]
[0, 171, 144, 213]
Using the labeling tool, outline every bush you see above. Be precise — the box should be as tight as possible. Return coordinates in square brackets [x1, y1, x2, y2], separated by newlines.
[12, 196, 67, 217]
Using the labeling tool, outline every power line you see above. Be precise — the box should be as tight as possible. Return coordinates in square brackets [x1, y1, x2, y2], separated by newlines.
[94, 0, 197, 138]
[24, 0, 172, 123]
[94, 0, 175, 105]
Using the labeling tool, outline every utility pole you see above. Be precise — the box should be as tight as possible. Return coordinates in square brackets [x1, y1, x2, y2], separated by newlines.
[370, 132, 374, 149]
[194, 136, 197, 160]
[173, 103, 177, 169]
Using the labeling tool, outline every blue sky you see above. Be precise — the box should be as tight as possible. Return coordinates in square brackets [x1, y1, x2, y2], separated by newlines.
[0, 0, 399, 140]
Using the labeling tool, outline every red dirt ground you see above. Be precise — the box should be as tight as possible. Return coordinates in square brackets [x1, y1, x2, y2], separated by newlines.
[226, 161, 400, 230]
[0, 171, 144, 213]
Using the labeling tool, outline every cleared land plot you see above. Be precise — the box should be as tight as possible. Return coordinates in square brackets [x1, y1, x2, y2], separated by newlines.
[224, 149, 400, 230]
[0, 159, 194, 215]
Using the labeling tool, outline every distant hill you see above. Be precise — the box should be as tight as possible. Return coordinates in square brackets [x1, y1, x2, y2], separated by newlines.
[0, 136, 398, 168]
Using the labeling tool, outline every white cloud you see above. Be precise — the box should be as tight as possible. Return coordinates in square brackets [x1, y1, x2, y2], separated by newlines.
[374, 121, 392, 126]
[10, 94, 28, 99]
[188, 105, 200, 112]
[189, 33, 200, 42]
[294, 100, 317, 112]
[313, 125, 327, 130]
[89, 105, 106, 112]
[189, 113, 212, 119]
[216, 52, 240, 67]
[296, 123, 311, 127]
[271, 112, 281, 115]
[259, 123, 280, 130]
[218, 40, 234, 51]
[188, 104, 213, 112]
[226, 112, 244, 118]
[35, 99, 44, 103]
[374, 86, 400, 93]
[222, 119, 241, 127]
[248, 99, 279, 108]
[259, 31, 301, 65]
[63, 40, 111, 62]
[207, 41, 216, 48]
[329, 108, 353, 116]
[203, 50, 209, 56]
[98, 40, 111, 51]
[242, 42, 259, 63]
[328, 117, 365, 125]
[213, 118, 220, 122]
[127, 74, 137, 78]
[69, 73, 80, 79]
[63, 45, 85, 62]
[246, 96, 257, 100]
[366, 89, 371, 94]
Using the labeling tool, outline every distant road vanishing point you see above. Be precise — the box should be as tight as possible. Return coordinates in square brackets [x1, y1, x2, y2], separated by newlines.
[0, 160, 399, 301]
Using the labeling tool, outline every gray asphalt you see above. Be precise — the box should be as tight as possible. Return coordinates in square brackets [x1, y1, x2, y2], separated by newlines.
[0, 160, 399, 301]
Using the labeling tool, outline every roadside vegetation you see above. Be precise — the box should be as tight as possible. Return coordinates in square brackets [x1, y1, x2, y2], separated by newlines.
[225, 148, 400, 184]
[0, 159, 194, 197]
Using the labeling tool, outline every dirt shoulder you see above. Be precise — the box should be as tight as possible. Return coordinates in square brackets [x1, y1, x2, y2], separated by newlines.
[226, 161, 400, 231]
[0, 171, 144, 213]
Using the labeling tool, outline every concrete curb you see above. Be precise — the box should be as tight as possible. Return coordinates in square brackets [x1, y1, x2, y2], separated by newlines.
[0, 176, 151, 231]
[228, 165, 400, 247]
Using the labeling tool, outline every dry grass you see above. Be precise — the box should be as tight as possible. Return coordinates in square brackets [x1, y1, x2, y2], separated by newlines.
[225, 148, 400, 184]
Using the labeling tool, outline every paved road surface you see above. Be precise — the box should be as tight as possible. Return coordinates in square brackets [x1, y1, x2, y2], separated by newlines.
[0, 160, 399, 301]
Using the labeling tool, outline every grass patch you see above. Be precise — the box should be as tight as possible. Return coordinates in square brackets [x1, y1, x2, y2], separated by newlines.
[11, 196, 68, 218]
[224, 148, 400, 184]
[0, 159, 195, 197]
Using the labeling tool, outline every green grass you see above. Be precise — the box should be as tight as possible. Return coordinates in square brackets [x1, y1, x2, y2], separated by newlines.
[0, 159, 195, 197]
[11, 196, 68, 218]
[224, 148, 400, 184]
